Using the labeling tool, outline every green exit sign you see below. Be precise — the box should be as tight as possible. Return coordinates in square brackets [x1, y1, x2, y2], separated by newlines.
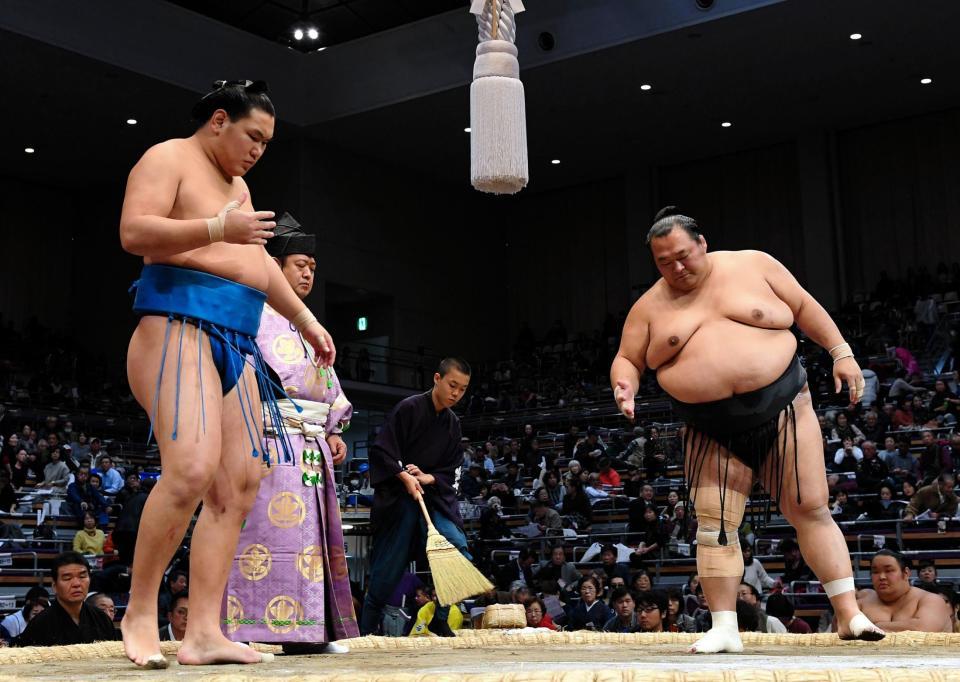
[357, 316, 368, 331]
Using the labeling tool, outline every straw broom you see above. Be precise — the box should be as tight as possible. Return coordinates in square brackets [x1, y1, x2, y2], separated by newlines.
[415, 494, 493, 606]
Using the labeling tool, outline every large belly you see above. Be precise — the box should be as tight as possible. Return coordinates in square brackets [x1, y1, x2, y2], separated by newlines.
[148, 244, 270, 291]
[656, 320, 797, 403]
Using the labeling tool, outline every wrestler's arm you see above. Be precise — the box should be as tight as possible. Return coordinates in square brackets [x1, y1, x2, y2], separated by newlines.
[873, 592, 951, 632]
[756, 251, 861, 401]
[610, 300, 651, 420]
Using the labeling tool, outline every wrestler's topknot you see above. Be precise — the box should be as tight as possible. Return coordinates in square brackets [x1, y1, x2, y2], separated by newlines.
[191, 80, 275, 129]
[647, 205, 702, 245]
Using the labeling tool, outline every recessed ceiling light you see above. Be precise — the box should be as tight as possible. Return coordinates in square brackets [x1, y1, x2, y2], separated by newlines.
[307, 27, 319, 40]
[920, 77, 933, 85]
[640, 83, 652, 91]
[294, 28, 304, 41]
[849, 33, 862, 40]
[24, 147, 35, 154]
[316, 46, 326, 52]
[551, 159, 561, 165]
[464, 127, 471, 133]
[721, 121, 732, 128]
[126, 118, 138, 125]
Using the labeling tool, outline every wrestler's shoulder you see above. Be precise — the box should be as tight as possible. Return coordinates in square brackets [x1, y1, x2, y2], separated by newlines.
[712, 249, 774, 265]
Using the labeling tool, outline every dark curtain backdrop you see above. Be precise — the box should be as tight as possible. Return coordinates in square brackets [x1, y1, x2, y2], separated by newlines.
[838, 107, 960, 295]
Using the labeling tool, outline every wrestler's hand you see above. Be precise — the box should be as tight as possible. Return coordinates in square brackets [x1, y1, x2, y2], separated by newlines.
[399, 471, 424, 498]
[221, 192, 277, 245]
[301, 320, 337, 368]
[614, 380, 636, 421]
[833, 356, 864, 405]
[327, 435, 347, 465]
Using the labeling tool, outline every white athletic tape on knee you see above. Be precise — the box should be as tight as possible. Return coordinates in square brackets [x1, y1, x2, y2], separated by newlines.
[823, 576, 856, 598]
[696, 529, 743, 578]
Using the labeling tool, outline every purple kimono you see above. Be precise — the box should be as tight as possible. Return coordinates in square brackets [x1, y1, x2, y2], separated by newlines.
[223, 305, 358, 642]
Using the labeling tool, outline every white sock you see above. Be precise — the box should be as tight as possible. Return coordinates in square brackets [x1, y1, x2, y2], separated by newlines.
[690, 611, 743, 654]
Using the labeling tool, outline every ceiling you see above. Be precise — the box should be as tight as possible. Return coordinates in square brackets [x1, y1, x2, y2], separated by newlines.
[166, 0, 468, 50]
[5, 0, 960, 193]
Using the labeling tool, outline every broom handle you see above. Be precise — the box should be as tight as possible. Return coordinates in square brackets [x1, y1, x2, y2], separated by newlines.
[415, 493, 437, 531]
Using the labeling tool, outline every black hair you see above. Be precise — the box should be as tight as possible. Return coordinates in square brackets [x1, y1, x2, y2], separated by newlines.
[872, 548, 911, 570]
[764, 593, 795, 620]
[191, 80, 275, 130]
[635, 589, 667, 615]
[939, 472, 956, 484]
[609, 586, 635, 605]
[168, 568, 189, 584]
[169, 590, 189, 613]
[517, 547, 532, 561]
[646, 206, 702, 245]
[739, 582, 760, 599]
[437, 357, 472, 377]
[735, 598, 760, 632]
[665, 588, 683, 604]
[918, 559, 936, 571]
[51, 551, 91, 581]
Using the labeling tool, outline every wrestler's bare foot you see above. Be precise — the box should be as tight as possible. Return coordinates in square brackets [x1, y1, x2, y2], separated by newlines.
[121, 612, 168, 669]
[177, 632, 273, 665]
[837, 612, 885, 641]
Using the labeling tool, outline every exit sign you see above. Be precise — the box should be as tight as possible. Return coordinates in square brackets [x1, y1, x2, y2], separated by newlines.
[357, 316, 368, 331]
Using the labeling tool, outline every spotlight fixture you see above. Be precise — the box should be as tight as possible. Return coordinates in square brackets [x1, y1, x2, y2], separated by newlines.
[24, 147, 35, 154]
[551, 159, 561, 165]
[294, 28, 304, 41]
[849, 33, 862, 40]
[640, 84, 652, 91]
[126, 118, 138, 125]
[289, 2, 322, 51]
[721, 121, 732, 128]
[920, 77, 933, 85]
[307, 27, 319, 40]
[464, 127, 472, 133]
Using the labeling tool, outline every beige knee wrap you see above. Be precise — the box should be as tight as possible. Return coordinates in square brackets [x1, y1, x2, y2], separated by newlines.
[693, 486, 747, 578]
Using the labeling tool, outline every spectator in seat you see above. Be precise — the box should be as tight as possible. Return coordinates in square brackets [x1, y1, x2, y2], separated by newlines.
[11, 449, 30, 489]
[537, 545, 579, 588]
[14, 552, 118, 646]
[159, 592, 188, 641]
[632, 569, 653, 593]
[830, 489, 855, 521]
[40, 447, 70, 489]
[523, 596, 556, 630]
[530, 499, 563, 537]
[73, 511, 106, 555]
[855, 549, 951, 632]
[460, 463, 484, 499]
[538, 470, 564, 508]
[734, 599, 760, 633]
[562, 460, 584, 486]
[666, 503, 697, 557]
[574, 428, 606, 470]
[778, 538, 814, 587]
[917, 560, 939, 586]
[0, 472, 16, 513]
[622, 466, 643, 498]
[911, 395, 935, 428]
[865, 484, 902, 521]
[884, 438, 918, 483]
[603, 587, 640, 633]
[563, 425, 581, 459]
[599, 544, 631, 584]
[664, 589, 696, 632]
[114, 472, 142, 509]
[584, 473, 611, 505]
[94, 456, 123, 495]
[87, 593, 117, 623]
[741, 543, 776, 594]
[832, 438, 863, 472]
[891, 396, 915, 430]
[930, 379, 959, 426]
[597, 458, 621, 487]
[918, 431, 953, 484]
[496, 548, 535, 590]
[831, 412, 865, 445]
[765, 593, 811, 634]
[888, 368, 922, 400]
[856, 441, 889, 495]
[157, 569, 189, 625]
[877, 436, 898, 464]
[66, 468, 110, 526]
[561, 478, 593, 531]
[479, 496, 509, 540]
[566, 577, 612, 631]
[0, 586, 49, 642]
[628, 503, 665, 560]
[903, 472, 957, 521]
[503, 462, 523, 490]
[737, 582, 786, 634]
[643, 428, 670, 480]
[664, 489, 680, 518]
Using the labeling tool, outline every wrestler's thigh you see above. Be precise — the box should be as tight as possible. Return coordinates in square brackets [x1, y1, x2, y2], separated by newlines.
[208, 363, 263, 505]
[683, 430, 753, 496]
[127, 317, 223, 479]
[761, 389, 829, 516]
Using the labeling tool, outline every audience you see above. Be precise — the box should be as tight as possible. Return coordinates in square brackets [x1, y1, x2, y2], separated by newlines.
[15, 552, 118, 646]
[634, 590, 667, 633]
[903, 472, 957, 521]
[566, 577, 612, 631]
[602, 587, 640, 632]
[0, 586, 49, 643]
[765, 593, 811, 634]
[523, 596, 556, 630]
[159, 592, 188, 641]
[72, 511, 106, 555]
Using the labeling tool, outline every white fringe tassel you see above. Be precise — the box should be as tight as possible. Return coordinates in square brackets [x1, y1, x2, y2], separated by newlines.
[470, 2, 528, 195]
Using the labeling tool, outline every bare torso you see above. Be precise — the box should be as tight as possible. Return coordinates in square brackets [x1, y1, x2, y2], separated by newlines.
[145, 138, 270, 291]
[630, 251, 797, 403]
[856, 587, 952, 632]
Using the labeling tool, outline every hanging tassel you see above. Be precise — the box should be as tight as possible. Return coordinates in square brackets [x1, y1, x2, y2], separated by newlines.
[469, 0, 528, 195]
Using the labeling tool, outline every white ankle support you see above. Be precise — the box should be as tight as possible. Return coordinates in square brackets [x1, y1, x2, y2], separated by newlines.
[823, 577, 855, 598]
[711, 610, 738, 629]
